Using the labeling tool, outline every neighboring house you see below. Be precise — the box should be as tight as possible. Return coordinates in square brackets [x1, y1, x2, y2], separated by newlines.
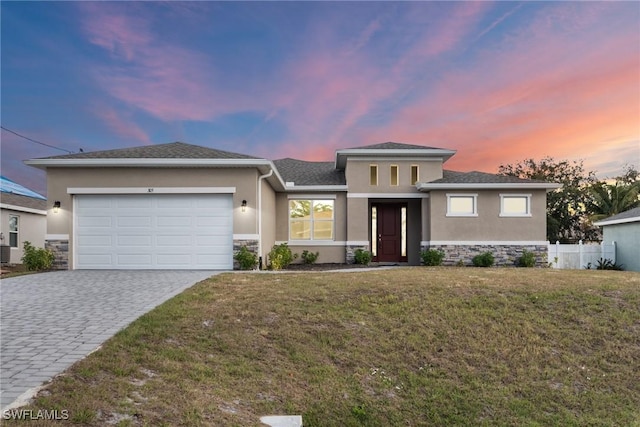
[25, 141, 560, 270]
[0, 176, 47, 264]
[594, 207, 640, 272]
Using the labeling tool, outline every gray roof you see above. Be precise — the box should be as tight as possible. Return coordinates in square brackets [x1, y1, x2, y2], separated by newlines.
[0, 192, 47, 211]
[432, 170, 552, 184]
[36, 142, 260, 160]
[346, 141, 443, 150]
[595, 206, 640, 225]
[273, 158, 346, 186]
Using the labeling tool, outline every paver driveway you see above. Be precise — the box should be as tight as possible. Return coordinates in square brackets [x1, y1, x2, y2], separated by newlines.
[0, 270, 219, 410]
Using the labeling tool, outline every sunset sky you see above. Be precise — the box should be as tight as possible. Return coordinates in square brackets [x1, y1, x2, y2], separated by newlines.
[2, 1, 639, 196]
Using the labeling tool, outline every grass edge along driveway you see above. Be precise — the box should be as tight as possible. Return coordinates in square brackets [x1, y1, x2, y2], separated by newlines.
[6, 267, 640, 426]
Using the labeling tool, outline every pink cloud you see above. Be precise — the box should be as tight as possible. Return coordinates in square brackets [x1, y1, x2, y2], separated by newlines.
[80, 3, 253, 122]
[352, 2, 639, 175]
[93, 106, 151, 144]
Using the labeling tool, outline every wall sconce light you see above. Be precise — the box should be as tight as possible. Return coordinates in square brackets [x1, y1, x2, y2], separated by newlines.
[53, 201, 61, 213]
[241, 200, 247, 212]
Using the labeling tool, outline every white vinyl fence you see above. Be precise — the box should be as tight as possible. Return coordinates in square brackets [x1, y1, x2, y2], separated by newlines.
[548, 241, 616, 270]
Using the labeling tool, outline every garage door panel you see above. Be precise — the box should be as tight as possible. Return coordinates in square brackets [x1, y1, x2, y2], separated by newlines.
[118, 216, 153, 227]
[78, 254, 113, 266]
[117, 235, 153, 247]
[157, 216, 192, 227]
[116, 198, 152, 208]
[78, 235, 112, 246]
[77, 197, 112, 209]
[76, 194, 233, 270]
[157, 235, 191, 246]
[78, 216, 112, 227]
[117, 254, 153, 266]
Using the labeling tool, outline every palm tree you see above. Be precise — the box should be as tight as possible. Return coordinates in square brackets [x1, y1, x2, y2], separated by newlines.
[588, 181, 639, 222]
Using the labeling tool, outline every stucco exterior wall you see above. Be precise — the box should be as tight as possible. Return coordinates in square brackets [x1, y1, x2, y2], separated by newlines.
[47, 167, 260, 235]
[603, 223, 640, 272]
[428, 189, 547, 242]
[259, 179, 277, 265]
[0, 208, 46, 264]
[345, 159, 443, 193]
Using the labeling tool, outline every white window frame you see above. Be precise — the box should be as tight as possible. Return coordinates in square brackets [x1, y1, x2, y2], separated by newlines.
[9, 215, 19, 247]
[500, 194, 532, 217]
[370, 164, 378, 186]
[390, 165, 399, 186]
[410, 165, 419, 185]
[446, 194, 478, 217]
[288, 199, 335, 241]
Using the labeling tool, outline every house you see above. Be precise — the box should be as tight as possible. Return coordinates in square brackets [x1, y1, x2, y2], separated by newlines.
[594, 207, 640, 271]
[0, 176, 47, 264]
[25, 141, 560, 270]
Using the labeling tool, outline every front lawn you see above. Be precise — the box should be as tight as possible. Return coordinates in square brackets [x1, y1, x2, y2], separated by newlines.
[8, 268, 640, 426]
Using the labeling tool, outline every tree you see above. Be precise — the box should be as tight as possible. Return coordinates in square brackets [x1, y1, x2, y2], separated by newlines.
[498, 157, 597, 243]
[587, 165, 639, 222]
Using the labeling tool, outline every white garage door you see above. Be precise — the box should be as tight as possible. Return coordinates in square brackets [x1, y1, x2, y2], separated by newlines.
[75, 194, 233, 269]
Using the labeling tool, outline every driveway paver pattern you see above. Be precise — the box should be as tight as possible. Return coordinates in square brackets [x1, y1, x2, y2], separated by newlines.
[0, 270, 219, 410]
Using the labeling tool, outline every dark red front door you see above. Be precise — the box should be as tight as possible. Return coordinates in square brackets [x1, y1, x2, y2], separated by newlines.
[375, 203, 404, 263]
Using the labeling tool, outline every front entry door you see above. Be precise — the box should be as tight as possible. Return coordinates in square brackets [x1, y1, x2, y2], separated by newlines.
[374, 203, 406, 263]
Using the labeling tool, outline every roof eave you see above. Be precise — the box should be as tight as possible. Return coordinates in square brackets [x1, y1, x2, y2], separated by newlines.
[416, 182, 563, 191]
[284, 185, 348, 192]
[593, 216, 640, 227]
[335, 149, 457, 169]
[24, 158, 289, 191]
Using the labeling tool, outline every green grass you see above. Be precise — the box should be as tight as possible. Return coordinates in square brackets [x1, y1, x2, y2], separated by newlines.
[5, 268, 640, 426]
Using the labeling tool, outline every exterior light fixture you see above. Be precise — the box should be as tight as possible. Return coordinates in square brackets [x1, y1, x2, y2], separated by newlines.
[53, 201, 61, 213]
[241, 200, 247, 212]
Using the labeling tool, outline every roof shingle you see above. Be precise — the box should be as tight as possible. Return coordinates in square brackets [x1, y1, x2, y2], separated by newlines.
[0, 192, 47, 211]
[431, 170, 552, 184]
[274, 158, 346, 186]
[36, 142, 260, 160]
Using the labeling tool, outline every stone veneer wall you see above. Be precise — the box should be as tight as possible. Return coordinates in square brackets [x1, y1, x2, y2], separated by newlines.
[45, 239, 69, 270]
[233, 239, 259, 270]
[346, 244, 370, 264]
[422, 243, 548, 267]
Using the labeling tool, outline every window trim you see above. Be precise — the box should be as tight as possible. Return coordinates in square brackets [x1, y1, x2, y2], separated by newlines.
[410, 165, 419, 185]
[369, 164, 378, 186]
[499, 194, 532, 217]
[446, 193, 478, 217]
[288, 199, 335, 241]
[390, 165, 399, 186]
[9, 215, 19, 248]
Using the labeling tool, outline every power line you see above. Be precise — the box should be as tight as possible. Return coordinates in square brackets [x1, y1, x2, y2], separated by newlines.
[1, 126, 73, 154]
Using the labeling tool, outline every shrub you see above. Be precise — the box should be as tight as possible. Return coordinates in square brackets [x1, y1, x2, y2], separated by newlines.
[421, 249, 445, 266]
[268, 243, 297, 270]
[517, 250, 536, 267]
[456, 259, 465, 267]
[234, 246, 258, 270]
[472, 251, 494, 267]
[354, 249, 372, 266]
[301, 250, 319, 264]
[21, 241, 54, 271]
[595, 258, 624, 271]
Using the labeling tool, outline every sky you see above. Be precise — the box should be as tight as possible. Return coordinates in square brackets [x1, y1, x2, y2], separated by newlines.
[1, 1, 639, 196]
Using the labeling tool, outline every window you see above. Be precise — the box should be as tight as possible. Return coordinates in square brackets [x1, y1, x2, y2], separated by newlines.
[370, 165, 378, 186]
[410, 165, 419, 185]
[390, 165, 399, 186]
[500, 194, 531, 217]
[446, 194, 478, 217]
[9, 215, 18, 247]
[289, 199, 334, 240]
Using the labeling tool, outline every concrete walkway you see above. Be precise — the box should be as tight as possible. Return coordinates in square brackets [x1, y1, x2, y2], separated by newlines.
[0, 270, 219, 410]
